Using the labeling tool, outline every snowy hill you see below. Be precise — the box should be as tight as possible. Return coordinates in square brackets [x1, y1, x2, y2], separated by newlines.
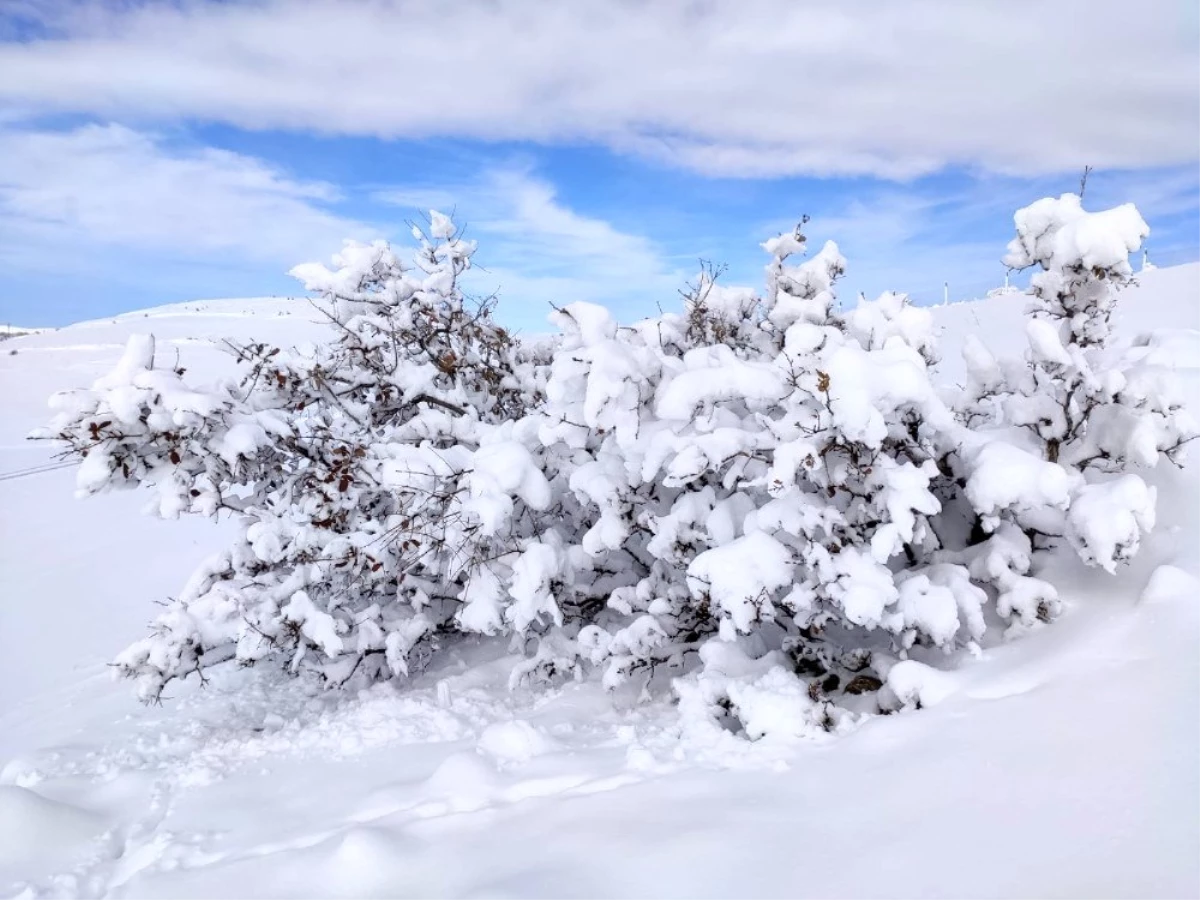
[930, 262, 1200, 383]
[1, 267, 1197, 898]
[0, 326, 49, 341]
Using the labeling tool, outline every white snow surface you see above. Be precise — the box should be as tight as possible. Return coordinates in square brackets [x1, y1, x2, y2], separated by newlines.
[1, 273, 1198, 898]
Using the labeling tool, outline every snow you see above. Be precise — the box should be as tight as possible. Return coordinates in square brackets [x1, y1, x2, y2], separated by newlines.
[1, 266, 1198, 898]
[1003, 194, 1149, 275]
[1141, 564, 1200, 605]
[0, 325, 48, 339]
[468, 439, 552, 534]
[965, 441, 1076, 520]
[476, 720, 558, 766]
[0, 787, 107, 877]
[1066, 475, 1157, 574]
[281, 591, 346, 660]
[1026, 317, 1073, 366]
[884, 659, 958, 708]
[686, 531, 793, 633]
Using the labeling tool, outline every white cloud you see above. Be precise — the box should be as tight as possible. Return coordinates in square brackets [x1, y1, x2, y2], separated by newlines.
[0, 0, 1195, 179]
[375, 167, 686, 327]
[383, 167, 1016, 327]
[0, 121, 685, 328]
[0, 122, 370, 270]
[767, 165, 1200, 305]
[751, 192, 1005, 306]
[1084, 167, 1200, 223]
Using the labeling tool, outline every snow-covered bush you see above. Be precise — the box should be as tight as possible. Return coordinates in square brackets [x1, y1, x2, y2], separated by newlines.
[959, 193, 1196, 575]
[40, 215, 549, 700]
[545, 224, 987, 725]
[39, 198, 1194, 737]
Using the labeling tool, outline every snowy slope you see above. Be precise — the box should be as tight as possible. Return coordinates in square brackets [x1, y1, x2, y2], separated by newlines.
[930, 262, 1200, 383]
[1, 270, 1197, 898]
[1, 327, 46, 338]
[0, 298, 322, 713]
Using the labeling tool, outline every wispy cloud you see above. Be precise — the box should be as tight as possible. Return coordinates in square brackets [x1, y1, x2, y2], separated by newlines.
[748, 166, 1199, 304]
[373, 166, 686, 327]
[0, 125, 688, 328]
[0, 122, 1192, 328]
[0, 121, 379, 323]
[0, 122, 371, 269]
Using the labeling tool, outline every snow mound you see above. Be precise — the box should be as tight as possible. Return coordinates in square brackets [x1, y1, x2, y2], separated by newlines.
[885, 659, 958, 708]
[1141, 565, 1200, 605]
[476, 720, 558, 765]
[424, 752, 499, 811]
[0, 786, 106, 870]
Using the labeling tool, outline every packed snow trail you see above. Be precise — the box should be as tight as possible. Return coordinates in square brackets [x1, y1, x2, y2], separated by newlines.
[1, 272, 1197, 898]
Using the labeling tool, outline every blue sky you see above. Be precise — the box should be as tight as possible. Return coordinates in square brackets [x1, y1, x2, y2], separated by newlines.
[0, 0, 1196, 332]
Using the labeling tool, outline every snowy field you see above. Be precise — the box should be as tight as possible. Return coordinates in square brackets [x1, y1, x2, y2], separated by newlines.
[1, 267, 1198, 899]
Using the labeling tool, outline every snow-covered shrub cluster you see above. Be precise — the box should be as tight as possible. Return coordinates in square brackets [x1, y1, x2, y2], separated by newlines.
[41, 216, 543, 700]
[961, 194, 1196, 574]
[39, 195, 1194, 738]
